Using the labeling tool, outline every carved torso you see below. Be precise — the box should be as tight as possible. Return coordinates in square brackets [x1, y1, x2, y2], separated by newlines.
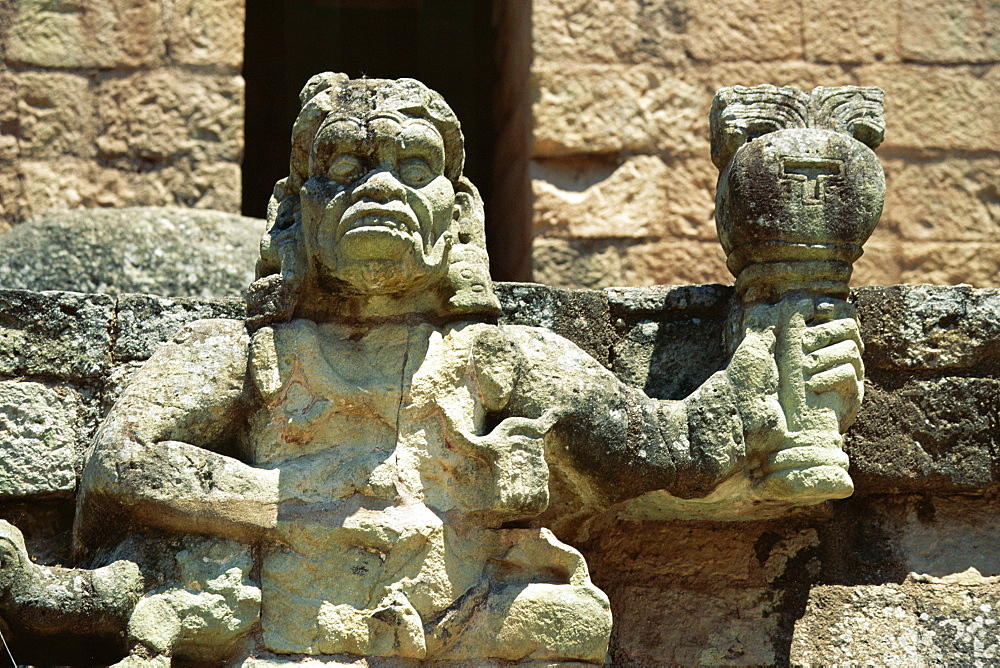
[245, 319, 561, 656]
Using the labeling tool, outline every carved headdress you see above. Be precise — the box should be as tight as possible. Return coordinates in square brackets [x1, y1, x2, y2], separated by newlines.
[247, 73, 500, 329]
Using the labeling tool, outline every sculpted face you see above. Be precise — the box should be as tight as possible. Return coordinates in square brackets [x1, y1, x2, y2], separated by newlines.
[300, 112, 456, 295]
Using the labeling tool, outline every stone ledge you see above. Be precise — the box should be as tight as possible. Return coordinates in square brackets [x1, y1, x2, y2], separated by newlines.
[0, 284, 995, 500]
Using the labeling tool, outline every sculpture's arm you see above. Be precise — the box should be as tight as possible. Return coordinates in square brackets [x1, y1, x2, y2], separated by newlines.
[75, 319, 279, 552]
[489, 298, 862, 509]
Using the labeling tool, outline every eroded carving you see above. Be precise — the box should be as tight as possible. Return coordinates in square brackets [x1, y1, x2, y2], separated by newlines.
[712, 84, 884, 501]
[0, 77, 877, 665]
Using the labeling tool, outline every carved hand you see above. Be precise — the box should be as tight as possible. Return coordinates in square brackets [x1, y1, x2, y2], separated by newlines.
[728, 295, 863, 502]
[446, 409, 562, 519]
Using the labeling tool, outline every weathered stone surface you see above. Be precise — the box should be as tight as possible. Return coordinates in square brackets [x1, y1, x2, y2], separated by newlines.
[619, 238, 732, 287]
[0, 382, 81, 497]
[15, 158, 242, 221]
[803, 0, 899, 64]
[854, 285, 1000, 370]
[114, 293, 246, 362]
[684, 0, 802, 62]
[531, 155, 718, 240]
[607, 285, 731, 401]
[899, 241, 1000, 288]
[7, 0, 166, 68]
[532, 236, 627, 289]
[856, 64, 999, 152]
[14, 71, 96, 161]
[532, 0, 688, 66]
[883, 156, 1000, 242]
[496, 282, 612, 365]
[847, 377, 1000, 494]
[791, 582, 1000, 663]
[584, 518, 823, 665]
[124, 536, 260, 661]
[849, 236, 902, 286]
[900, 0, 1000, 64]
[533, 237, 733, 290]
[0, 290, 113, 379]
[165, 0, 245, 69]
[0, 207, 262, 298]
[898, 496, 1000, 577]
[531, 63, 703, 157]
[95, 70, 243, 165]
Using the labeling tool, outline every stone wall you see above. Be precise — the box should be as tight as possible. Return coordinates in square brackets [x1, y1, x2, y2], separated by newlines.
[0, 0, 244, 231]
[527, 0, 1000, 289]
[1, 283, 998, 663]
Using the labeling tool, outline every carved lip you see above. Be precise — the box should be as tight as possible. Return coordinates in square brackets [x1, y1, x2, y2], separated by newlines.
[339, 202, 419, 239]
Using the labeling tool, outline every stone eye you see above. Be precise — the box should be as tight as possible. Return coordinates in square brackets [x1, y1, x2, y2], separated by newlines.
[399, 160, 435, 187]
[328, 155, 364, 184]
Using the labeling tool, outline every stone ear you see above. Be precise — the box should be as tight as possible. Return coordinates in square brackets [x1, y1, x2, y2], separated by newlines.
[452, 176, 487, 247]
[812, 86, 886, 149]
[446, 176, 501, 317]
[710, 85, 811, 169]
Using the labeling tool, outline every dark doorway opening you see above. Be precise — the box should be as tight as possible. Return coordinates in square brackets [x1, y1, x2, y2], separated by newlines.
[243, 0, 526, 278]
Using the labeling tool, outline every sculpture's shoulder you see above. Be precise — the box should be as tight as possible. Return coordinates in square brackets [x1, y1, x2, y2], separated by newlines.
[111, 318, 250, 421]
[444, 322, 612, 413]
[157, 317, 249, 378]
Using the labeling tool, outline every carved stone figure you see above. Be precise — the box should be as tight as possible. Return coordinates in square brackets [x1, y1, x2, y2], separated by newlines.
[0, 77, 877, 665]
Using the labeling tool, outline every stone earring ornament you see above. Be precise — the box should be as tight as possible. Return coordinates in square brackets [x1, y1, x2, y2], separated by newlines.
[712, 84, 884, 502]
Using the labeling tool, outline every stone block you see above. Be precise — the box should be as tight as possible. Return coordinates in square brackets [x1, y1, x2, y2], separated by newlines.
[605, 284, 732, 320]
[898, 496, 1000, 577]
[684, 0, 802, 62]
[0, 207, 261, 299]
[854, 64, 999, 152]
[620, 238, 732, 287]
[0, 381, 83, 497]
[0, 67, 18, 161]
[612, 317, 727, 401]
[900, 0, 1000, 63]
[853, 285, 1000, 370]
[604, 584, 785, 664]
[791, 582, 1000, 663]
[847, 377, 1000, 494]
[606, 286, 731, 402]
[114, 293, 245, 362]
[165, 0, 244, 68]
[496, 282, 612, 366]
[691, 60, 853, 97]
[0, 290, 113, 380]
[532, 0, 688, 66]
[531, 63, 704, 157]
[15, 158, 242, 223]
[95, 70, 244, 165]
[7, 0, 166, 68]
[532, 236, 626, 289]
[803, 0, 899, 63]
[883, 156, 1000, 242]
[899, 241, 1000, 287]
[531, 155, 718, 240]
[15, 71, 96, 161]
[850, 235, 903, 286]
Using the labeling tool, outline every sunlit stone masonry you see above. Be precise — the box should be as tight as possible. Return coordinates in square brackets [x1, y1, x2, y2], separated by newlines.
[0, 78, 998, 665]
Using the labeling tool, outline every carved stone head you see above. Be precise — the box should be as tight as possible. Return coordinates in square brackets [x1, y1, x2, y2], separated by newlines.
[710, 85, 886, 302]
[248, 73, 499, 327]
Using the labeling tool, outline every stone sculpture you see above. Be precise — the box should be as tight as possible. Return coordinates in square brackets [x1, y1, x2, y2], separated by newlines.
[0, 77, 879, 664]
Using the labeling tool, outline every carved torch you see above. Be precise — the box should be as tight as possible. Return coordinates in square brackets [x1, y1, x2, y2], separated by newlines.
[710, 85, 885, 502]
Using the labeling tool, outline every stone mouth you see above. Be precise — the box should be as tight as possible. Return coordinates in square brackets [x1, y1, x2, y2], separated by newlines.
[340, 203, 419, 239]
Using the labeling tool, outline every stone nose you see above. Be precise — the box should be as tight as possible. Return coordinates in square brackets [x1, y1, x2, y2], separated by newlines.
[353, 168, 406, 204]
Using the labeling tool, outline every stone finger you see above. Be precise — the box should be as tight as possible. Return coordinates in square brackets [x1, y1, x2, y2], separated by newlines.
[805, 364, 861, 394]
[804, 340, 863, 378]
[801, 318, 863, 354]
